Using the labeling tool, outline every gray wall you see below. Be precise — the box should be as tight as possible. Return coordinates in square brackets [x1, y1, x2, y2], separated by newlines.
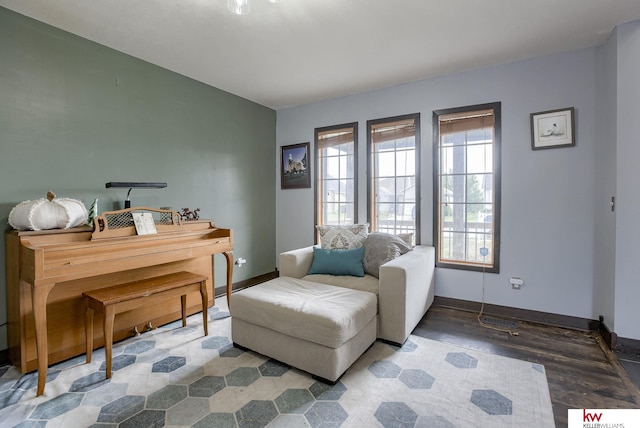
[276, 47, 604, 323]
[0, 8, 276, 351]
[595, 28, 618, 333]
[612, 20, 640, 339]
[594, 20, 640, 340]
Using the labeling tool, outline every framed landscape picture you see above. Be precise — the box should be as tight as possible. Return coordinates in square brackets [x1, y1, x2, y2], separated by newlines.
[530, 107, 575, 150]
[281, 142, 311, 189]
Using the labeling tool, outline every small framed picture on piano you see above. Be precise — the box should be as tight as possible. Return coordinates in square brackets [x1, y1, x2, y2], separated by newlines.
[132, 212, 158, 235]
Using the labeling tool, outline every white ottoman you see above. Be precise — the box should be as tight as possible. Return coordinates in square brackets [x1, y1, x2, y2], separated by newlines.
[230, 276, 378, 383]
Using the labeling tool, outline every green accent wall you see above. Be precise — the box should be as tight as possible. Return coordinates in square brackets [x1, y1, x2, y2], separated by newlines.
[0, 7, 276, 350]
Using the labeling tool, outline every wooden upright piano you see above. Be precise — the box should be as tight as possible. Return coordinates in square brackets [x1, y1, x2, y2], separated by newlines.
[5, 207, 233, 396]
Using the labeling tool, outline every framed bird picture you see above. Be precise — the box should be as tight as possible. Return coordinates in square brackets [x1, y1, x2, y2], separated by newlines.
[530, 107, 575, 150]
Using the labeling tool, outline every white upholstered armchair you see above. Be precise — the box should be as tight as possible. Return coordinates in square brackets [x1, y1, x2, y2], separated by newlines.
[279, 245, 435, 345]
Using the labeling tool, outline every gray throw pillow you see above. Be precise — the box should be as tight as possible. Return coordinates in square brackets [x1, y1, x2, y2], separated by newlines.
[363, 232, 413, 278]
[316, 223, 369, 250]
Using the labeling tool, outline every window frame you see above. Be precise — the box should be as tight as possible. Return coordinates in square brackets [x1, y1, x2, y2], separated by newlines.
[432, 102, 501, 273]
[314, 122, 359, 242]
[367, 113, 421, 244]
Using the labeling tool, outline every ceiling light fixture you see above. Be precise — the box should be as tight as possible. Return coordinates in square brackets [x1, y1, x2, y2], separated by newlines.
[227, 0, 277, 16]
[227, 0, 250, 15]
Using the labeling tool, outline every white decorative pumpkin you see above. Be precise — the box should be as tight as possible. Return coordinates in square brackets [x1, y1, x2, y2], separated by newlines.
[8, 191, 88, 231]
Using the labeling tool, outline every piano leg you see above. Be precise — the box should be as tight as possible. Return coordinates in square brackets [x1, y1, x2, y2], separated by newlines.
[104, 305, 116, 378]
[85, 304, 95, 363]
[199, 279, 209, 336]
[223, 251, 234, 308]
[32, 283, 55, 397]
[181, 295, 188, 327]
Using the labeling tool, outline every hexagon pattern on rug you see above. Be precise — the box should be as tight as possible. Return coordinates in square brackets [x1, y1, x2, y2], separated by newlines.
[0, 299, 554, 427]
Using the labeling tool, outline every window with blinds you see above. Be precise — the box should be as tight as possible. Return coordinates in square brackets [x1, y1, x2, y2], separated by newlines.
[433, 102, 501, 272]
[314, 123, 358, 233]
[367, 114, 420, 243]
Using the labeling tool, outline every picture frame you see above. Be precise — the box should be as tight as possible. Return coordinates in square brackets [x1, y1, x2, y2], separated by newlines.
[530, 107, 575, 150]
[281, 142, 311, 189]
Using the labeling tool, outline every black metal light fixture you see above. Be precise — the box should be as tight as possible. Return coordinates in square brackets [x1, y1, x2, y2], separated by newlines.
[105, 182, 167, 208]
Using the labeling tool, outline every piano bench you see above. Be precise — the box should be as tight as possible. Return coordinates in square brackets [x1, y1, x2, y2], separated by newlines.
[82, 271, 209, 379]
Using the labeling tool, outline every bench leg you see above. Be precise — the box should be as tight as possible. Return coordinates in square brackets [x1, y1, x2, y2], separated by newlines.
[181, 295, 188, 327]
[85, 303, 94, 364]
[200, 280, 208, 336]
[103, 305, 115, 379]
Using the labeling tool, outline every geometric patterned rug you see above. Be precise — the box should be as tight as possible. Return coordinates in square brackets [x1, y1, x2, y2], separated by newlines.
[0, 298, 555, 427]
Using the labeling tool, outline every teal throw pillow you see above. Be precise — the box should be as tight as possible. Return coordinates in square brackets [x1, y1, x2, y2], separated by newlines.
[307, 246, 365, 277]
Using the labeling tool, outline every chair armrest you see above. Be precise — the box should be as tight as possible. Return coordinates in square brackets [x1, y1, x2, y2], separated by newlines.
[378, 245, 435, 344]
[279, 246, 315, 278]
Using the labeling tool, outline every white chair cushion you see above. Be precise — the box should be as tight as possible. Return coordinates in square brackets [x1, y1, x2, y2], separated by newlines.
[302, 273, 379, 295]
[230, 276, 377, 349]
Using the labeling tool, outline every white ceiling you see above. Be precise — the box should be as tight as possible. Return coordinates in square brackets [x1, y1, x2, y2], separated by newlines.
[3, 0, 640, 110]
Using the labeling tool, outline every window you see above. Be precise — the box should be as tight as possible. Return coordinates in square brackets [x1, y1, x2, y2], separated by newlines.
[315, 123, 358, 233]
[433, 102, 501, 272]
[367, 114, 420, 244]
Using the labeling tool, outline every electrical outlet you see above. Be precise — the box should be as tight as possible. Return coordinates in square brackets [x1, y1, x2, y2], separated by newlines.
[235, 257, 247, 267]
[509, 277, 523, 289]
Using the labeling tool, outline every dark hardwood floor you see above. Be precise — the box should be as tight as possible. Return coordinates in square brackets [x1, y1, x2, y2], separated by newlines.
[413, 305, 640, 428]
